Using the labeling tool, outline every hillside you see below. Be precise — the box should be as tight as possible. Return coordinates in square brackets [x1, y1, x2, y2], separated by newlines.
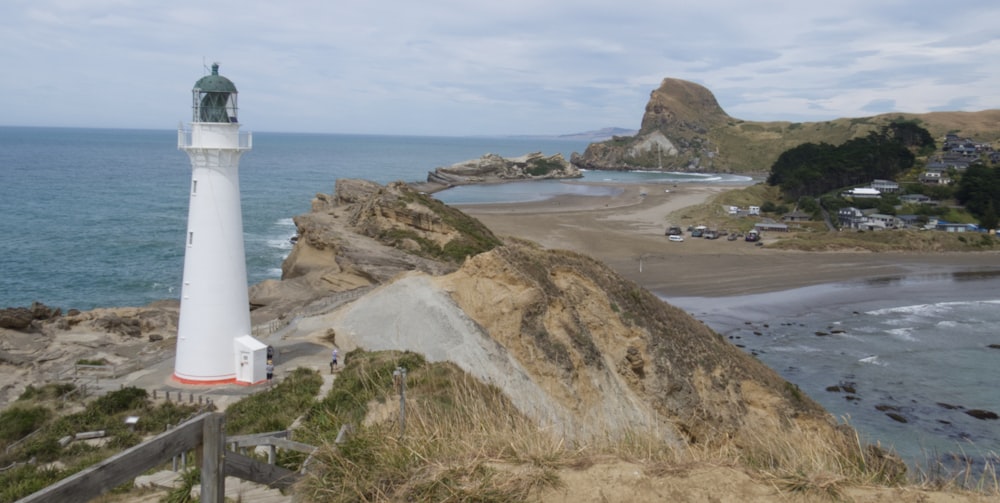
[571, 77, 1000, 173]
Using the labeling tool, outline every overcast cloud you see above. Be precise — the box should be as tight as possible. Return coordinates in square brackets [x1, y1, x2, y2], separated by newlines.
[1, 0, 997, 136]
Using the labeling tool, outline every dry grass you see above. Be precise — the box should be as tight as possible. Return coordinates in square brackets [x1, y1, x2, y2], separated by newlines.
[290, 351, 1000, 502]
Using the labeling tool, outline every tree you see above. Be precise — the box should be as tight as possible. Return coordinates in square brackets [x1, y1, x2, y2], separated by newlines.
[955, 164, 1000, 218]
[766, 125, 922, 199]
[981, 200, 999, 230]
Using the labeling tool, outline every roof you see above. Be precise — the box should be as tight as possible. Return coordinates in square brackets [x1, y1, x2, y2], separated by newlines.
[849, 188, 881, 195]
[194, 63, 237, 93]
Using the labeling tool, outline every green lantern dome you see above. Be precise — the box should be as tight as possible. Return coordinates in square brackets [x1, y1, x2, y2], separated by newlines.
[192, 63, 239, 123]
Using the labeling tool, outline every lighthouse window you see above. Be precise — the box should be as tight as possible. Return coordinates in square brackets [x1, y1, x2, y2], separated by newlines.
[188, 232, 194, 245]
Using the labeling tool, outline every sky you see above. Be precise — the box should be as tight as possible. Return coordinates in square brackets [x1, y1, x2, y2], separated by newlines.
[2, 0, 998, 137]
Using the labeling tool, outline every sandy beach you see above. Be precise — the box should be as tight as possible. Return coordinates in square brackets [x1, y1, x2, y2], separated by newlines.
[457, 182, 1000, 298]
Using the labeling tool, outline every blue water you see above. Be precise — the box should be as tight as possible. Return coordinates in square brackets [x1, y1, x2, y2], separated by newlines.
[2, 127, 996, 475]
[667, 271, 1000, 473]
[0, 126, 746, 310]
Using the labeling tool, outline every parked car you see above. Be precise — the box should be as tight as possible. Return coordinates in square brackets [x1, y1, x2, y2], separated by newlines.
[668, 235, 684, 242]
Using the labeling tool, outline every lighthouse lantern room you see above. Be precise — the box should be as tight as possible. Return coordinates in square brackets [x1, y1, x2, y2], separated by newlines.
[174, 63, 265, 385]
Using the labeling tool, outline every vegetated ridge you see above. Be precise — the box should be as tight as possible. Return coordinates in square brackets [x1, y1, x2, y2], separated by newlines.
[571, 77, 1000, 173]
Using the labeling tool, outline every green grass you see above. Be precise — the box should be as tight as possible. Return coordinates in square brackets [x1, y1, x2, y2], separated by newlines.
[225, 367, 323, 435]
[0, 386, 201, 502]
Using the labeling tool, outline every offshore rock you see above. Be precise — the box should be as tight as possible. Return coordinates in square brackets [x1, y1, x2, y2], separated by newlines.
[427, 152, 581, 186]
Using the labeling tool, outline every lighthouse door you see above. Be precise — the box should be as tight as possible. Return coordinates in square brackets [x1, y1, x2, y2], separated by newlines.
[239, 351, 252, 382]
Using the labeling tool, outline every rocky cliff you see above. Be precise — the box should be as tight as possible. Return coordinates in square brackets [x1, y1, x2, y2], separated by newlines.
[571, 77, 1000, 173]
[272, 179, 841, 449]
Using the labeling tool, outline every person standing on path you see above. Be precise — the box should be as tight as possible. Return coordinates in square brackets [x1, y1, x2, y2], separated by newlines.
[330, 348, 339, 374]
[266, 360, 274, 382]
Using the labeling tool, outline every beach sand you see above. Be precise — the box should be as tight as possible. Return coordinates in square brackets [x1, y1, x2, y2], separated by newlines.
[458, 182, 1000, 298]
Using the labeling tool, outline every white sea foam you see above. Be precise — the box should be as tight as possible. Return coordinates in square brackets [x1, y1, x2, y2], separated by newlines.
[267, 237, 295, 250]
[276, 218, 295, 227]
[886, 327, 916, 341]
[858, 355, 887, 366]
[867, 299, 1000, 317]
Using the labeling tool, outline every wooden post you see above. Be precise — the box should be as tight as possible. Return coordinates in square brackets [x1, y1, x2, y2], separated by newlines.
[201, 413, 226, 503]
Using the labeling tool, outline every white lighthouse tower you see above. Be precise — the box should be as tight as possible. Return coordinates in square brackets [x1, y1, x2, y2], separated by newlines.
[174, 63, 266, 385]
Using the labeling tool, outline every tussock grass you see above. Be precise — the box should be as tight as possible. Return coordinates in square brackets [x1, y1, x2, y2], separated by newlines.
[769, 229, 998, 252]
[292, 350, 986, 502]
[729, 419, 907, 500]
[296, 351, 570, 502]
[224, 366, 323, 435]
[914, 449, 1000, 494]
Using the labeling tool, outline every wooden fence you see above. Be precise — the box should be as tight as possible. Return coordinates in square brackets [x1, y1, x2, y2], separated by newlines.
[16, 412, 312, 503]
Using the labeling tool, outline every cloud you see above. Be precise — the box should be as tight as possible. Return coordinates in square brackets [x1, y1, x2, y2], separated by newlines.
[1, 0, 998, 135]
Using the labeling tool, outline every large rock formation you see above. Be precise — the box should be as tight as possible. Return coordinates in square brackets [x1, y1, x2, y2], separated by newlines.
[427, 152, 581, 186]
[571, 77, 1000, 173]
[573, 78, 731, 172]
[277, 179, 839, 448]
[250, 179, 500, 322]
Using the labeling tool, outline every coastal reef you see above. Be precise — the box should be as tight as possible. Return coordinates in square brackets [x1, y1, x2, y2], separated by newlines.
[427, 151, 580, 186]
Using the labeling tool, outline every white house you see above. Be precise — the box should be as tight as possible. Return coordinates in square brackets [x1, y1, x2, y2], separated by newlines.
[871, 179, 900, 193]
[842, 187, 881, 199]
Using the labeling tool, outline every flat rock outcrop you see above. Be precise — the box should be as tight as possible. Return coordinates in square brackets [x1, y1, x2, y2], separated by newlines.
[427, 152, 581, 186]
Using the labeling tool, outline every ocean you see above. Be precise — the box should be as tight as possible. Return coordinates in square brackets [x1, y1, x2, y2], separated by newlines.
[0, 126, 746, 310]
[2, 126, 996, 472]
[666, 272, 1000, 474]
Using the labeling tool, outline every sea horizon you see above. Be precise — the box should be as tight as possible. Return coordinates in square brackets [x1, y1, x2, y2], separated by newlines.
[3, 126, 998, 475]
[1, 126, 742, 311]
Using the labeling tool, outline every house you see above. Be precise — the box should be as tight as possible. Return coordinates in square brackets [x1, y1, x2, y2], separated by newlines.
[781, 210, 811, 222]
[865, 213, 900, 230]
[900, 194, 932, 204]
[842, 187, 881, 199]
[936, 221, 978, 233]
[918, 172, 951, 185]
[748, 206, 761, 216]
[838, 207, 866, 229]
[871, 179, 900, 193]
[754, 222, 788, 232]
[896, 214, 923, 228]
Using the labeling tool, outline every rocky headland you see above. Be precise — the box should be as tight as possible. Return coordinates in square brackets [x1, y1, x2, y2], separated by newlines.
[254, 179, 842, 447]
[571, 77, 1000, 173]
[424, 151, 580, 188]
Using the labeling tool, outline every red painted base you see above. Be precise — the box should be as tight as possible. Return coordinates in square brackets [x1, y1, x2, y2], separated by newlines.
[171, 373, 269, 386]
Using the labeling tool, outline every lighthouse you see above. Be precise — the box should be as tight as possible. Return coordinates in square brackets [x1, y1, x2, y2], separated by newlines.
[174, 63, 266, 385]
